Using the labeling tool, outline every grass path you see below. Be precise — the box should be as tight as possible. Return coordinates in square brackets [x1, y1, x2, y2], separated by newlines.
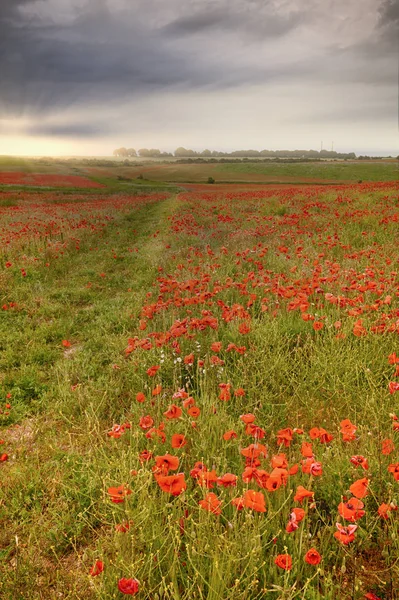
[0, 193, 179, 598]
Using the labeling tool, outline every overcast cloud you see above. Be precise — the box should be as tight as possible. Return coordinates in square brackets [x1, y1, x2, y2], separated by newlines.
[0, 0, 397, 155]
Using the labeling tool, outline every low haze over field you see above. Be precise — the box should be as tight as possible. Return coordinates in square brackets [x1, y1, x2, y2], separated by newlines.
[0, 0, 398, 155]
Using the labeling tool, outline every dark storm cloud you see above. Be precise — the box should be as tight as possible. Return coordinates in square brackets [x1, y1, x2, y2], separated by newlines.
[0, 0, 308, 123]
[26, 121, 112, 138]
[161, 5, 302, 38]
[0, 0, 397, 140]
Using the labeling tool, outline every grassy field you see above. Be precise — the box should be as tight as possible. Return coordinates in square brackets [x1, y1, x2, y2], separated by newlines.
[1, 166, 399, 598]
[0, 155, 397, 187]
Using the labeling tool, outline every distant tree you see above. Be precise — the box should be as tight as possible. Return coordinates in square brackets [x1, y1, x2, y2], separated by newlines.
[127, 148, 137, 157]
[175, 147, 198, 157]
[201, 149, 212, 157]
[138, 148, 161, 157]
[113, 147, 128, 157]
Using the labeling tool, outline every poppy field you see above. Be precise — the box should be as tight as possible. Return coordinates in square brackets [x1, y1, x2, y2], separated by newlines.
[1, 179, 399, 599]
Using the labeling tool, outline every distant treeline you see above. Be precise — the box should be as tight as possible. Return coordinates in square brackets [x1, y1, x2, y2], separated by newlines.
[113, 146, 358, 159]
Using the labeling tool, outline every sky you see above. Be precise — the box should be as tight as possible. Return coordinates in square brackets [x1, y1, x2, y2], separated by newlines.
[0, 0, 398, 156]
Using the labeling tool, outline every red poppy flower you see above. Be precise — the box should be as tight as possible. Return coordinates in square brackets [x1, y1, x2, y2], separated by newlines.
[107, 485, 132, 503]
[340, 419, 357, 442]
[349, 478, 369, 499]
[294, 486, 314, 503]
[334, 523, 357, 545]
[139, 415, 154, 430]
[187, 405, 201, 418]
[89, 560, 104, 576]
[274, 554, 292, 570]
[136, 392, 146, 403]
[163, 404, 182, 420]
[240, 413, 256, 424]
[241, 443, 267, 460]
[223, 430, 237, 441]
[155, 473, 187, 496]
[388, 463, 399, 481]
[146, 365, 160, 377]
[197, 470, 219, 489]
[382, 439, 395, 455]
[217, 473, 238, 488]
[286, 507, 305, 532]
[350, 455, 369, 470]
[304, 548, 321, 565]
[276, 428, 293, 447]
[211, 342, 222, 352]
[301, 442, 314, 457]
[219, 383, 231, 401]
[243, 489, 267, 513]
[117, 578, 140, 595]
[199, 492, 222, 515]
[154, 454, 179, 474]
[338, 497, 365, 522]
[171, 434, 187, 449]
[388, 381, 399, 394]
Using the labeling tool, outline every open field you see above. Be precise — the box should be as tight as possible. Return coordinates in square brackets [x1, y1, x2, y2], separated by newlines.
[0, 156, 397, 189]
[1, 165, 399, 599]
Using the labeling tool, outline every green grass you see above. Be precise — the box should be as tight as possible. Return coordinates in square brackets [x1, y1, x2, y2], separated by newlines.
[0, 179, 399, 598]
[217, 161, 399, 182]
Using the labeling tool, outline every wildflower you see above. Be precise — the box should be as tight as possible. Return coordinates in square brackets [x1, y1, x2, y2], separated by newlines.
[219, 383, 231, 401]
[334, 523, 357, 545]
[155, 473, 187, 496]
[199, 492, 222, 515]
[274, 554, 292, 570]
[164, 404, 182, 420]
[223, 430, 237, 441]
[171, 434, 187, 448]
[350, 455, 369, 470]
[154, 454, 179, 475]
[388, 463, 399, 481]
[286, 507, 305, 532]
[304, 548, 321, 565]
[338, 497, 365, 522]
[89, 560, 104, 576]
[217, 473, 238, 488]
[340, 419, 357, 442]
[382, 439, 395, 455]
[117, 578, 140, 595]
[377, 502, 397, 519]
[240, 413, 256, 424]
[241, 443, 267, 460]
[136, 392, 146, 403]
[139, 415, 154, 430]
[188, 406, 201, 418]
[350, 478, 369, 499]
[242, 489, 267, 513]
[294, 486, 314, 503]
[388, 382, 399, 394]
[146, 365, 160, 377]
[107, 485, 132, 504]
[276, 428, 293, 447]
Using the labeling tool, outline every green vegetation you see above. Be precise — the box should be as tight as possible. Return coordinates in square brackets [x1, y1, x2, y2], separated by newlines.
[0, 163, 398, 598]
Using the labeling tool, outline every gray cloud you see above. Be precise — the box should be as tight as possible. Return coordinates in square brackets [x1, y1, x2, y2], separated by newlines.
[0, 0, 397, 149]
[161, 5, 303, 39]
